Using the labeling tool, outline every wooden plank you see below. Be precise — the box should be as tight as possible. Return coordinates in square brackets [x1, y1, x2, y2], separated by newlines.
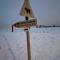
[13, 19, 37, 28]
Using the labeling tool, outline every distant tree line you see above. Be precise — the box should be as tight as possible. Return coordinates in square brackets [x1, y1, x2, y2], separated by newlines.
[36, 25, 60, 28]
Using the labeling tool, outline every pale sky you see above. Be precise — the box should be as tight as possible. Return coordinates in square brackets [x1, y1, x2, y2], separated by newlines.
[0, 0, 60, 28]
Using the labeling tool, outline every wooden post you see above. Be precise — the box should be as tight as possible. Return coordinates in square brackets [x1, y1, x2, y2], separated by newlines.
[12, 25, 13, 32]
[25, 17, 31, 60]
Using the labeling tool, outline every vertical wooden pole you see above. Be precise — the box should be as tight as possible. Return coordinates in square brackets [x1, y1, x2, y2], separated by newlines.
[25, 17, 31, 60]
[12, 25, 13, 32]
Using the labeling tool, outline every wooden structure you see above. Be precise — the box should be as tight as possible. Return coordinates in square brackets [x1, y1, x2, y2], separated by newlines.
[12, 0, 37, 60]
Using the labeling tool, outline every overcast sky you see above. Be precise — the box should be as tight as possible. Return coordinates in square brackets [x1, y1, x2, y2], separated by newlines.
[0, 0, 60, 27]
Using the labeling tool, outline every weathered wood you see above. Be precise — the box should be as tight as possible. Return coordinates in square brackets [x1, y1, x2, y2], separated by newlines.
[26, 30, 31, 60]
[25, 17, 31, 60]
[12, 25, 13, 32]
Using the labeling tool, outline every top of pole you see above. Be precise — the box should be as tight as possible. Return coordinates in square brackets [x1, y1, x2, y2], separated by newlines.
[20, 0, 35, 18]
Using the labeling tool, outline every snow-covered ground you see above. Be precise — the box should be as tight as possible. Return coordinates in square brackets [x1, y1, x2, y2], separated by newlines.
[0, 27, 60, 60]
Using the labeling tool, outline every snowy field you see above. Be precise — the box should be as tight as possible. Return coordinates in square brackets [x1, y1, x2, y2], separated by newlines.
[0, 27, 60, 60]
